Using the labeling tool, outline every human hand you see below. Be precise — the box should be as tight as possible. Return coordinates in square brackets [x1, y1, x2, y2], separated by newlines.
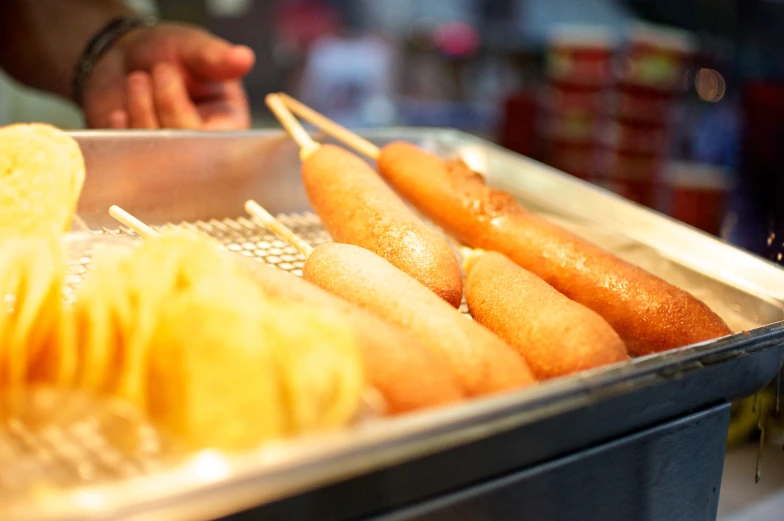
[81, 22, 255, 130]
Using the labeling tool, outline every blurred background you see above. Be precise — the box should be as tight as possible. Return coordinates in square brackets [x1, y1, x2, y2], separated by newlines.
[2, 0, 784, 519]
[6, 0, 784, 259]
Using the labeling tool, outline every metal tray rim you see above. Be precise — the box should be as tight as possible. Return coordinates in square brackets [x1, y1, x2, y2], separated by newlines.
[37, 128, 784, 520]
[19, 323, 784, 521]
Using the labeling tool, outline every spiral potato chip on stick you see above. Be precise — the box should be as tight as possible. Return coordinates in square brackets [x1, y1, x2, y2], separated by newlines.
[260, 301, 366, 434]
[72, 229, 365, 450]
[72, 231, 244, 408]
[149, 277, 364, 449]
[148, 279, 287, 450]
[72, 248, 137, 395]
[0, 124, 85, 238]
[0, 238, 74, 389]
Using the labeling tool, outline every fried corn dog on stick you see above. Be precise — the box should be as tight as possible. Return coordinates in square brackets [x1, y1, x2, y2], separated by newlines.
[279, 94, 732, 355]
[465, 251, 629, 379]
[265, 94, 464, 307]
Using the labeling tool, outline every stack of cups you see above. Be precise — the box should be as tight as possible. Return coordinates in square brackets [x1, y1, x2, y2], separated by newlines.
[538, 26, 617, 181]
[666, 161, 733, 236]
[594, 23, 696, 208]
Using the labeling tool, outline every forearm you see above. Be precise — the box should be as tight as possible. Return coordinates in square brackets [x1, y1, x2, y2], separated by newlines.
[0, 0, 136, 99]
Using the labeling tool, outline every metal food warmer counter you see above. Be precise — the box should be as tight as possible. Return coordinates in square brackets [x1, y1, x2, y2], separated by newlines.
[12, 129, 783, 521]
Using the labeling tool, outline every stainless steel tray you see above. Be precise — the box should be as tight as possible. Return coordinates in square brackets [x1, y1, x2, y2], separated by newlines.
[21, 128, 782, 520]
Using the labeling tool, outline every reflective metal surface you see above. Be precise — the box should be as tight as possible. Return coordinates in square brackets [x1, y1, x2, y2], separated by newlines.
[22, 128, 781, 521]
[367, 404, 731, 521]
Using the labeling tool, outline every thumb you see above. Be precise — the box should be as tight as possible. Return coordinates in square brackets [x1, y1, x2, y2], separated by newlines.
[179, 32, 255, 81]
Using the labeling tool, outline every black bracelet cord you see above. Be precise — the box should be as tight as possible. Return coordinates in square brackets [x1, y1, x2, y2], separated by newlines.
[71, 15, 157, 106]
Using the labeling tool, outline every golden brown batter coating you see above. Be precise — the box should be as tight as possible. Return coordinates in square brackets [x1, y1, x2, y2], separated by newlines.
[0, 123, 85, 237]
[466, 251, 629, 378]
[302, 144, 463, 308]
[303, 243, 536, 396]
[241, 260, 464, 414]
[377, 142, 732, 355]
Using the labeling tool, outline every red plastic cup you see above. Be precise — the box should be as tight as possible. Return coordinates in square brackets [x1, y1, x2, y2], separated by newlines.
[620, 23, 696, 92]
[611, 83, 679, 124]
[539, 111, 605, 144]
[499, 90, 538, 157]
[541, 82, 607, 117]
[665, 161, 733, 236]
[601, 119, 670, 155]
[545, 25, 618, 87]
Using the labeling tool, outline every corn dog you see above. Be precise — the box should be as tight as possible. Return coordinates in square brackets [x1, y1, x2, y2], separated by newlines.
[377, 142, 732, 356]
[465, 251, 629, 378]
[302, 243, 536, 396]
[239, 259, 464, 414]
[302, 144, 463, 308]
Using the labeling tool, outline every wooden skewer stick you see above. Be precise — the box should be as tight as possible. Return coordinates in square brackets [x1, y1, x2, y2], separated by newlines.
[245, 200, 313, 257]
[110, 200, 312, 260]
[108, 205, 160, 239]
[277, 93, 380, 160]
[265, 94, 320, 161]
[108, 207, 227, 251]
